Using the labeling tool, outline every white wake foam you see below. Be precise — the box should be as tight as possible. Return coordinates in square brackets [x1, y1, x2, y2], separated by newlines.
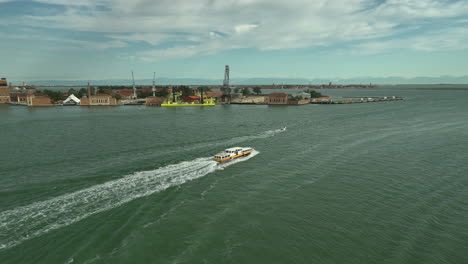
[0, 151, 259, 250]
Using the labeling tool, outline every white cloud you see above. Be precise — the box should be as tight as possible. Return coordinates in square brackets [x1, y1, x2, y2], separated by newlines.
[351, 27, 468, 54]
[4, 0, 468, 59]
[234, 24, 258, 34]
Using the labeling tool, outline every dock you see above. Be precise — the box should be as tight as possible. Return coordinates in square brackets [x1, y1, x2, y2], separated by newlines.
[311, 96, 403, 104]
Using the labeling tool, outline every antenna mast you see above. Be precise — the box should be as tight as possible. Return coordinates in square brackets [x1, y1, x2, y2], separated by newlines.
[132, 71, 137, 99]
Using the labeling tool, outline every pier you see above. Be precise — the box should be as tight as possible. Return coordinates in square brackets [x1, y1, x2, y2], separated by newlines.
[311, 96, 403, 104]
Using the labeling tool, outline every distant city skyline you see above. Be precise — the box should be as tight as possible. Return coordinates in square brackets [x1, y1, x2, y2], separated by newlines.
[1, 0, 468, 82]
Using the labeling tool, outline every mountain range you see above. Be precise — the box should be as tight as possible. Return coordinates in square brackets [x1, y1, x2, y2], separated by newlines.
[12, 76, 468, 86]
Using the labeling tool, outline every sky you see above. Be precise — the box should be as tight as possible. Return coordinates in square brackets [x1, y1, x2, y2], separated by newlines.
[1, 0, 468, 82]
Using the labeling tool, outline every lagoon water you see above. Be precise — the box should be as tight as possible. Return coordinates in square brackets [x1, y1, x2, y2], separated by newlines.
[1, 86, 467, 263]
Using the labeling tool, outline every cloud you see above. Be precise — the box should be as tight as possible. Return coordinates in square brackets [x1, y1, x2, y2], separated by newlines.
[351, 27, 468, 54]
[3, 0, 468, 60]
[234, 24, 258, 34]
[4, 33, 127, 50]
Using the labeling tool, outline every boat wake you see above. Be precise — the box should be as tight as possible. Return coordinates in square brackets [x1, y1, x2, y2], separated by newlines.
[0, 151, 259, 250]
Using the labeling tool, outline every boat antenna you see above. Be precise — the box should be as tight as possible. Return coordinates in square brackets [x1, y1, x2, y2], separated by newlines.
[152, 72, 156, 97]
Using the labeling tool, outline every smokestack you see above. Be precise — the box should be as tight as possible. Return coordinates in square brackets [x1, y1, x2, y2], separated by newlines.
[87, 82, 91, 97]
[200, 87, 204, 104]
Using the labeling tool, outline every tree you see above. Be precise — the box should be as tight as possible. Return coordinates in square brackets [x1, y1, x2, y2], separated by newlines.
[77, 88, 87, 98]
[233, 88, 240, 94]
[41, 89, 64, 102]
[307, 89, 323, 98]
[253, 86, 262, 95]
[113, 94, 122, 101]
[198, 86, 211, 92]
[137, 90, 152, 98]
[179, 86, 194, 98]
[155, 87, 169, 97]
[242, 88, 252, 96]
[68, 88, 77, 95]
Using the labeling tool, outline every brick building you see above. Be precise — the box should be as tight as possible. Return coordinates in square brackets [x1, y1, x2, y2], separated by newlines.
[268, 93, 289, 104]
[0, 78, 11, 103]
[146, 96, 164, 106]
[27, 95, 53, 106]
[81, 94, 117, 106]
[81, 83, 117, 106]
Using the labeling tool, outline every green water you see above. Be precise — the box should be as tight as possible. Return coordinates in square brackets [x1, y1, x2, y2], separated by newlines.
[1, 86, 467, 263]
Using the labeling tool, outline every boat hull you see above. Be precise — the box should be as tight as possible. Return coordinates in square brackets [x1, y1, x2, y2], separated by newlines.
[161, 102, 215, 107]
[213, 150, 252, 162]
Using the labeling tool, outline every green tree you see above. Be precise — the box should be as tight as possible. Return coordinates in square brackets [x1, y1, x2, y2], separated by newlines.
[137, 90, 152, 98]
[155, 87, 169, 97]
[198, 86, 211, 92]
[179, 86, 194, 98]
[113, 94, 122, 100]
[242, 88, 252, 96]
[77, 88, 87, 98]
[68, 88, 77, 95]
[253, 86, 262, 95]
[307, 89, 323, 98]
[42, 89, 64, 102]
[233, 88, 240, 94]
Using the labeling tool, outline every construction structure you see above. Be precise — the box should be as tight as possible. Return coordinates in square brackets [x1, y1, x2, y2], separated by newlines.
[222, 65, 229, 91]
[131, 71, 137, 99]
[152, 72, 156, 97]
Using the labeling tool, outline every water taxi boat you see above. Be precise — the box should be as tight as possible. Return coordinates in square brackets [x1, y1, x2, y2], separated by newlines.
[213, 147, 254, 162]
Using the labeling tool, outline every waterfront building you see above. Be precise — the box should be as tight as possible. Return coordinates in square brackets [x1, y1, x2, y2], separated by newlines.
[80, 82, 117, 106]
[12, 93, 27, 104]
[0, 78, 11, 103]
[80, 94, 117, 106]
[111, 89, 133, 100]
[206, 91, 223, 99]
[268, 92, 310, 105]
[268, 93, 289, 104]
[26, 95, 53, 106]
[146, 96, 164, 106]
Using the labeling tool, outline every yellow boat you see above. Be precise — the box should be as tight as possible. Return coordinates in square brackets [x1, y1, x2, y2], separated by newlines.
[161, 98, 215, 107]
[161, 91, 215, 107]
[213, 147, 254, 162]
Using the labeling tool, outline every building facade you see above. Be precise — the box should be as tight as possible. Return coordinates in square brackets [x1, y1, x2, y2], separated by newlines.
[27, 95, 53, 106]
[268, 93, 289, 104]
[0, 78, 11, 103]
[81, 94, 117, 106]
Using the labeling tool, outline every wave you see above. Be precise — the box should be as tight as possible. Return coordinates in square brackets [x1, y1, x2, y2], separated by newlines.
[0, 151, 259, 250]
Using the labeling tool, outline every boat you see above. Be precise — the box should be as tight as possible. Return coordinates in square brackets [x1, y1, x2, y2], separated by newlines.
[161, 89, 216, 107]
[161, 98, 215, 107]
[280, 127, 287, 131]
[213, 147, 254, 162]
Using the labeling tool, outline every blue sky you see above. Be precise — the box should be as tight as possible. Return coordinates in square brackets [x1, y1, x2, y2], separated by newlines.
[1, 0, 468, 82]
